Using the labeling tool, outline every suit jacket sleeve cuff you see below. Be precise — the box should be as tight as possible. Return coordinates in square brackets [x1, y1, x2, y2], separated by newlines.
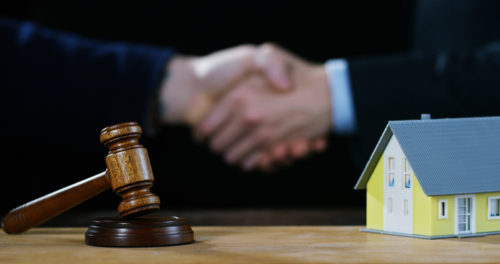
[325, 59, 357, 135]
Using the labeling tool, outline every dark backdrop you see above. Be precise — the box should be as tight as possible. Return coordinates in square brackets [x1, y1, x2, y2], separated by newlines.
[1, 1, 413, 215]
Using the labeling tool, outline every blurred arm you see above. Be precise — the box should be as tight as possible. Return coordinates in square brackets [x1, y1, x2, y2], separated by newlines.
[0, 17, 174, 145]
[346, 45, 500, 167]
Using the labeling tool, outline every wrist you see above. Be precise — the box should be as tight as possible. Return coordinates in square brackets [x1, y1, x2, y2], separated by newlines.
[310, 64, 333, 130]
[158, 56, 198, 123]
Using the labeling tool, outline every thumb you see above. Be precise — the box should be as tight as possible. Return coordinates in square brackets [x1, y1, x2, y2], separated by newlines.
[264, 57, 291, 91]
[191, 45, 257, 95]
[254, 47, 291, 91]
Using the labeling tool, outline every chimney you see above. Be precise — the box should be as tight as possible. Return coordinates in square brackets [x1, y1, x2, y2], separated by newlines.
[421, 113, 431, 120]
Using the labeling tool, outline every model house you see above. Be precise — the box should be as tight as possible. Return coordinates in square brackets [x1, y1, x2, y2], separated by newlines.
[354, 115, 500, 239]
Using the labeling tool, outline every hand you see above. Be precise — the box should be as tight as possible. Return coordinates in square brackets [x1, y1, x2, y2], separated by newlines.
[158, 45, 290, 125]
[197, 44, 332, 171]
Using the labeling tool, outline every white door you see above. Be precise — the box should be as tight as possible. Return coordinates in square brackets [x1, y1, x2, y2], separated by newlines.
[455, 195, 476, 235]
[383, 136, 413, 234]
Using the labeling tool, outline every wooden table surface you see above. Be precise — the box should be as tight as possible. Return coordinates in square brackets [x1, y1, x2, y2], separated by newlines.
[1, 226, 500, 264]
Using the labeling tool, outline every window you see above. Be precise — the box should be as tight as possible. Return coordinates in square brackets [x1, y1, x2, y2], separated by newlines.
[438, 199, 448, 219]
[403, 158, 411, 188]
[388, 197, 393, 214]
[488, 196, 500, 220]
[387, 157, 395, 187]
[404, 199, 409, 216]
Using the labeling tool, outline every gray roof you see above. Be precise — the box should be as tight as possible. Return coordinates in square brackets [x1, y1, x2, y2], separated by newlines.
[354, 116, 500, 196]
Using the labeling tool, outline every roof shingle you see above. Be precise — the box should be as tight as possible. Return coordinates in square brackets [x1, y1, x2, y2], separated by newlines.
[354, 116, 500, 196]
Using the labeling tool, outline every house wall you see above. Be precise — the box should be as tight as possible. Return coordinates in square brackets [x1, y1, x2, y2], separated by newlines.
[429, 195, 455, 236]
[366, 154, 384, 230]
[476, 192, 500, 233]
[412, 173, 431, 236]
[383, 135, 413, 233]
[417, 191, 500, 236]
[367, 154, 500, 237]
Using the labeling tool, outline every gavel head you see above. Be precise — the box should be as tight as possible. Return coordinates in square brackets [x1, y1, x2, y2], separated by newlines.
[100, 122, 160, 218]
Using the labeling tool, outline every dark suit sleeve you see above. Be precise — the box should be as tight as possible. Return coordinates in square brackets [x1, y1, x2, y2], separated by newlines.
[0, 17, 174, 150]
[346, 45, 500, 168]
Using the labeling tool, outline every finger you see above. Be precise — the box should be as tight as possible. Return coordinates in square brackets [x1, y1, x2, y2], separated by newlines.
[267, 119, 306, 161]
[224, 127, 272, 163]
[261, 58, 291, 91]
[212, 102, 265, 155]
[275, 136, 326, 166]
[271, 143, 288, 161]
[258, 152, 272, 171]
[197, 105, 231, 139]
[256, 146, 281, 170]
[264, 115, 307, 162]
[280, 145, 297, 167]
[184, 93, 214, 126]
[266, 133, 311, 168]
[233, 114, 304, 168]
[255, 44, 291, 91]
[197, 89, 244, 138]
[197, 45, 257, 92]
[264, 120, 304, 164]
[312, 137, 327, 152]
[242, 151, 266, 171]
[269, 146, 293, 168]
[289, 138, 310, 158]
[210, 114, 248, 154]
[263, 140, 308, 170]
[279, 119, 328, 156]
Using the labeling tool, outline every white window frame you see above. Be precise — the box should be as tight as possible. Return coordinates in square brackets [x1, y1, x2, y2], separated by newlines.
[488, 196, 500, 220]
[438, 199, 448, 219]
[402, 158, 411, 189]
[387, 157, 395, 187]
[388, 197, 393, 214]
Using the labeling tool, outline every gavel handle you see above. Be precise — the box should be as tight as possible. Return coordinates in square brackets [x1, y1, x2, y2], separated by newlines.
[1, 171, 110, 234]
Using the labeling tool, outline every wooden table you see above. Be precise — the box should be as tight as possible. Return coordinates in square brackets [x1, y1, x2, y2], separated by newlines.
[1, 226, 500, 263]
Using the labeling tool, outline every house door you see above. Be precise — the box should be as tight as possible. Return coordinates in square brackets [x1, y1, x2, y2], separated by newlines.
[455, 196, 476, 235]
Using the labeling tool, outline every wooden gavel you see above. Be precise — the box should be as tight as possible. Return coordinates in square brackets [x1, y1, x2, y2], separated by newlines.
[1, 122, 160, 234]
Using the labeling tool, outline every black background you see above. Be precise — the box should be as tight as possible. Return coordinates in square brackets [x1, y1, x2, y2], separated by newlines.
[1, 1, 414, 215]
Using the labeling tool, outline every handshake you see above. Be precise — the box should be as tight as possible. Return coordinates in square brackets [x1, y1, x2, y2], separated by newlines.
[159, 43, 333, 171]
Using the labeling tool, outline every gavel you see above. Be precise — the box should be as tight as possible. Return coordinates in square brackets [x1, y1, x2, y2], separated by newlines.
[1, 122, 160, 234]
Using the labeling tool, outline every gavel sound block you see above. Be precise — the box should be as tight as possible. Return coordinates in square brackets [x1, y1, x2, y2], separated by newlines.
[1, 122, 194, 247]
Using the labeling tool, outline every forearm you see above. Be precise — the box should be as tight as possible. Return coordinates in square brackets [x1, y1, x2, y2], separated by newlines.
[346, 46, 500, 167]
[1, 17, 174, 143]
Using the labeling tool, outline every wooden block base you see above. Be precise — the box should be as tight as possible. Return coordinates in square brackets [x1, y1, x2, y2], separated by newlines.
[85, 216, 194, 247]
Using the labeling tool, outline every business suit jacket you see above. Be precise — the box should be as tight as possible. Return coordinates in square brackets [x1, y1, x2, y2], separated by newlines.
[347, 0, 500, 169]
[0, 17, 177, 213]
[1, 17, 174, 152]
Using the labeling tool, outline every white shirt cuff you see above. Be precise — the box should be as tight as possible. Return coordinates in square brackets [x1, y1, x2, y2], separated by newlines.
[325, 59, 357, 135]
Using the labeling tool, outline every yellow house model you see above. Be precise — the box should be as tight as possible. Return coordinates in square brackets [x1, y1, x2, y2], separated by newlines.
[354, 115, 500, 239]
